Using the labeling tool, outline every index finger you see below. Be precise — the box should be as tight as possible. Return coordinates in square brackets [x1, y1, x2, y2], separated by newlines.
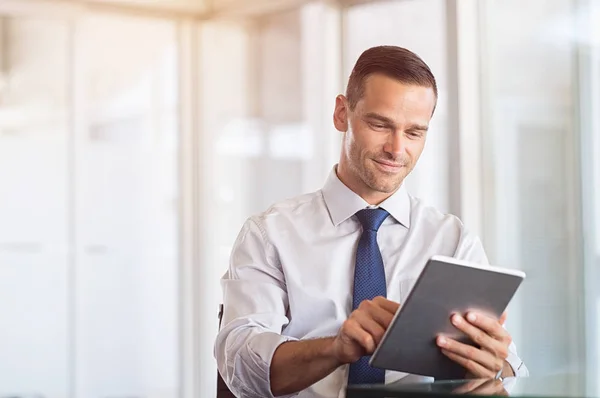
[372, 296, 401, 314]
[465, 311, 507, 339]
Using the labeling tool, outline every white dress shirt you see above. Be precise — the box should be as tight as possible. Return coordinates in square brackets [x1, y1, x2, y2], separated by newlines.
[214, 166, 528, 398]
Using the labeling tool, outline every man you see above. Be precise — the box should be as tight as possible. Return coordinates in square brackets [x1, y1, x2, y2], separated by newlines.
[214, 45, 528, 398]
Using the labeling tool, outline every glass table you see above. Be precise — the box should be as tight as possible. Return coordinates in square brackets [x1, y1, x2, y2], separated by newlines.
[346, 373, 593, 397]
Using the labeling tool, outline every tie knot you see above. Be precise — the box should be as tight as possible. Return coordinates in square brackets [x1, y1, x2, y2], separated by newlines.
[355, 208, 389, 232]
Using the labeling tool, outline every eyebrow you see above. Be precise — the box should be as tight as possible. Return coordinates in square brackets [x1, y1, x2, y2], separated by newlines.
[364, 112, 429, 131]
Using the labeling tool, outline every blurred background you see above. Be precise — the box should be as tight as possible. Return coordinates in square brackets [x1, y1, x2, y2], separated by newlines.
[0, 0, 598, 397]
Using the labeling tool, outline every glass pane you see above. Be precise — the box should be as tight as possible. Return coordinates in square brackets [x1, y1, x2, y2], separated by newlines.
[199, 5, 342, 395]
[201, 7, 341, 295]
[480, 0, 583, 387]
[0, 17, 70, 398]
[581, 1, 600, 392]
[75, 14, 179, 398]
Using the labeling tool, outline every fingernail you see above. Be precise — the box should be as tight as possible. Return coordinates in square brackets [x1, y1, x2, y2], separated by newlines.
[467, 313, 477, 322]
[452, 315, 462, 325]
[438, 336, 447, 346]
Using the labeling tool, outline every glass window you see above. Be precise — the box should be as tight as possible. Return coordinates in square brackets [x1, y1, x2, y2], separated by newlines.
[74, 14, 179, 398]
[479, 0, 586, 388]
[198, 4, 342, 394]
[0, 17, 70, 398]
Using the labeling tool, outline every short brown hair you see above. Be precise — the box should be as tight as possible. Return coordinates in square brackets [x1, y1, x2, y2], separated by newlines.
[346, 45, 438, 110]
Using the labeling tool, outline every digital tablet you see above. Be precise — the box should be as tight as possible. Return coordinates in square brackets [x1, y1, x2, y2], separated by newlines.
[369, 255, 525, 380]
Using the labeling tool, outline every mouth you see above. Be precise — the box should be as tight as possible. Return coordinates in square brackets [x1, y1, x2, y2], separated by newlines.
[372, 159, 405, 173]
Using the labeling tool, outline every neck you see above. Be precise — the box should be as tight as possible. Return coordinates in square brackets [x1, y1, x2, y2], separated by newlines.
[335, 163, 395, 206]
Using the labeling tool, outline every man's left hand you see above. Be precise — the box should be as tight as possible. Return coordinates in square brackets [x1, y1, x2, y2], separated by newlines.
[436, 311, 514, 379]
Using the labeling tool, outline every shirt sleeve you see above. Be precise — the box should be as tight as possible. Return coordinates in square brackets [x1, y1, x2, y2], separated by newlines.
[454, 226, 529, 377]
[214, 217, 299, 398]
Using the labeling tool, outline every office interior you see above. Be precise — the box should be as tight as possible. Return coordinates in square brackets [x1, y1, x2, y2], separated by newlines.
[0, 0, 598, 397]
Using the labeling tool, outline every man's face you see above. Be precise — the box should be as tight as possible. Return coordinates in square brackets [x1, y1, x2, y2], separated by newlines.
[334, 74, 436, 200]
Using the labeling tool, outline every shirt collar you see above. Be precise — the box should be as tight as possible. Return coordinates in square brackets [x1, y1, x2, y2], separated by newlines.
[321, 165, 411, 228]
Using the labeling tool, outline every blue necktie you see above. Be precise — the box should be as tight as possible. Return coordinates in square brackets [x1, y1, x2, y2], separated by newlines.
[348, 208, 389, 385]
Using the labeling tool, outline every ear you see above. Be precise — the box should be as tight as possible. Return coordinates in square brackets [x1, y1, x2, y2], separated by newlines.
[333, 94, 349, 133]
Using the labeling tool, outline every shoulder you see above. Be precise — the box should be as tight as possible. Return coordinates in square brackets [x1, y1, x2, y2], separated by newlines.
[243, 190, 327, 232]
[408, 194, 465, 231]
[408, 194, 488, 264]
[230, 190, 327, 265]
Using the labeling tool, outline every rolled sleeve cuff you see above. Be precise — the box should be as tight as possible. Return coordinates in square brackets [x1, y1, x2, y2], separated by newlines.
[233, 332, 299, 398]
[506, 350, 529, 377]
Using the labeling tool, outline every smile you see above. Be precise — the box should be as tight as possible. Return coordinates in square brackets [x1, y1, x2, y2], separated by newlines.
[373, 159, 405, 173]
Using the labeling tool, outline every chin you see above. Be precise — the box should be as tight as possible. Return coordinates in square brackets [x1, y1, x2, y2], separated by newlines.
[363, 166, 404, 193]
[375, 175, 404, 192]
[375, 185, 399, 194]
[367, 179, 401, 194]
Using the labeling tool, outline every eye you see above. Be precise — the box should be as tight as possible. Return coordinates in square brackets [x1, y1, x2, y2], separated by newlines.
[369, 122, 386, 130]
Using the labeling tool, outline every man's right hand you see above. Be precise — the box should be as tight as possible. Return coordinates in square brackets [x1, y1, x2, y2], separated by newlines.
[332, 296, 400, 364]
[270, 296, 400, 396]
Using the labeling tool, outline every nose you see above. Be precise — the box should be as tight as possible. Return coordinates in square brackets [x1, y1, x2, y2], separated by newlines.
[384, 131, 405, 156]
